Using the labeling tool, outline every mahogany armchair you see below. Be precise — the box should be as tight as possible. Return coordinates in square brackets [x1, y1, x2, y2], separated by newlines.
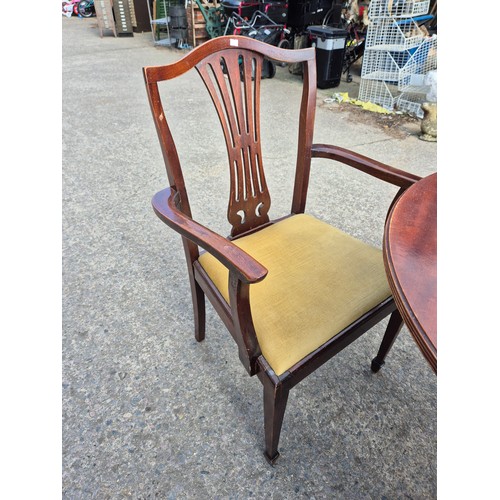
[143, 36, 421, 464]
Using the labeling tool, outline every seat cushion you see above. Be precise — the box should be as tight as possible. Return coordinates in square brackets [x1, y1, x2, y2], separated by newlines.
[198, 214, 391, 376]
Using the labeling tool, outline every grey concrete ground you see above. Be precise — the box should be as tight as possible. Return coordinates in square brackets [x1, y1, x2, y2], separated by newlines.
[62, 16, 437, 499]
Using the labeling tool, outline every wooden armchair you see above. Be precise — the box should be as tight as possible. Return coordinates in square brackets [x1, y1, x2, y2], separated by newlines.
[143, 36, 421, 464]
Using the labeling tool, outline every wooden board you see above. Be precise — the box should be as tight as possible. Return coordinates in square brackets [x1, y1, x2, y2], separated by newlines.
[94, 0, 117, 37]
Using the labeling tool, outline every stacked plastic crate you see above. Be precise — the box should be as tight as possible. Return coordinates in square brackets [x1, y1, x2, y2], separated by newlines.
[358, 0, 437, 117]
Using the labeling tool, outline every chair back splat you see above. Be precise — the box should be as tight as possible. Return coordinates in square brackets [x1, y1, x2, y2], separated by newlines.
[143, 36, 317, 237]
[143, 35, 419, 464]
[196, 49, 270, 237]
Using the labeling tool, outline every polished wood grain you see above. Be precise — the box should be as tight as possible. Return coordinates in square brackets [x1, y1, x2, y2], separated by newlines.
[383, 172, 437, 373]
[196, 49, 271, 236]
[144, 36, 422, 464]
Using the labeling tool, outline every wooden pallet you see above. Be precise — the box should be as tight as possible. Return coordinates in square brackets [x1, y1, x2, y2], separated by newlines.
[187, 0, 210, 47]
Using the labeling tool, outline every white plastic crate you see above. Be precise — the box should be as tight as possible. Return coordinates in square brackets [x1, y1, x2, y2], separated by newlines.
[395, 92, 427, 117]
[368, 0, 430, 19]
[358, 79, 397, 111]
[399, 35, 437, 91]
[359, 82, 428, 117]
[361, 49, 419, 85]
[358, 0, 436, 116]
[364, 18, 425, 51]
[362, 35, 437, 91]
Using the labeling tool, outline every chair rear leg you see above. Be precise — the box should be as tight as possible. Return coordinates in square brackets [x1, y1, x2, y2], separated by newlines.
[371, 309, 404, 372]
[262, 376, 289, 465]
[190, 279, 206, 342]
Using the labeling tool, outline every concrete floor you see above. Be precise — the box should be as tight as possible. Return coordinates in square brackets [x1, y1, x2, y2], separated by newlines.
[62, 16, 437, 499]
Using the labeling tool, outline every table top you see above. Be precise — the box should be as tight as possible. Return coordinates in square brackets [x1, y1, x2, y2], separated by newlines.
[383, 172, 437, 373]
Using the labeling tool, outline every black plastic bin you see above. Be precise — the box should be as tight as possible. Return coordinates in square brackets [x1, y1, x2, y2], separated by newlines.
[287, 0, 332, 29]
[307, 25, 348, 88]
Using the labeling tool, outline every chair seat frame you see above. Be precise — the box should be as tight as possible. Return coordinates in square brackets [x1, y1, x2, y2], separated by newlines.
[144, 36, 421, 464]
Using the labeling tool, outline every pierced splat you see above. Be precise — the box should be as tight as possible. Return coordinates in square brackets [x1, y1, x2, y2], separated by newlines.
[196, 49, 271, 237]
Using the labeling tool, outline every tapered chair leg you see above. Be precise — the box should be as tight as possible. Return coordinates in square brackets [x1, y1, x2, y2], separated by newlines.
[190, 280, 206, 342]
[371, 309, 404, 372]
[262, 377, 290, 465]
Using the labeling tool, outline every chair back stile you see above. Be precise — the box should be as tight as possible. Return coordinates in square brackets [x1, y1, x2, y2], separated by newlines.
[143, 78, 191, 216]
[292, 58, 317, 215]
[143, 76, 201, 271]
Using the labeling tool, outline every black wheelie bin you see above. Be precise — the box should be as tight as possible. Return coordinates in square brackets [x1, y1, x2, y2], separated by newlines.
[306, 25, 348, 88]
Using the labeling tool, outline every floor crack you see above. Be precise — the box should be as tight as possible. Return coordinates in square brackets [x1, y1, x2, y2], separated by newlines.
[352, 138, 394, 147]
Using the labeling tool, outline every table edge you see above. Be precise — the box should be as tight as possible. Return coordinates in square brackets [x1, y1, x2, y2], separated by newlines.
[383, 186, 437, 373]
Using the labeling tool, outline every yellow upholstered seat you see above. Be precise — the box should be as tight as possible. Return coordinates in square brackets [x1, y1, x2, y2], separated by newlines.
[198, 214, 392, 376]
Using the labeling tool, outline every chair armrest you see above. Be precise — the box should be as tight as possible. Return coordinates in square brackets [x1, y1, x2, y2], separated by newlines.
[152, 188, 268, 285]
[311, 144, 422, 188]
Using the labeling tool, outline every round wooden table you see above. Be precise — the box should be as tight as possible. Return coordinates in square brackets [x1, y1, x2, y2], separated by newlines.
[383, 172, 437, 373]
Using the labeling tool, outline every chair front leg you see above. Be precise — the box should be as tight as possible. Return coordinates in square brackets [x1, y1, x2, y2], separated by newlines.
[371, 308, 404, 372]
[262, 373, 290, 465]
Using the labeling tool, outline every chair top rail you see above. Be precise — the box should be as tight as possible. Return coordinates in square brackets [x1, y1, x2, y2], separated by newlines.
[143, 35, 315, 83]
